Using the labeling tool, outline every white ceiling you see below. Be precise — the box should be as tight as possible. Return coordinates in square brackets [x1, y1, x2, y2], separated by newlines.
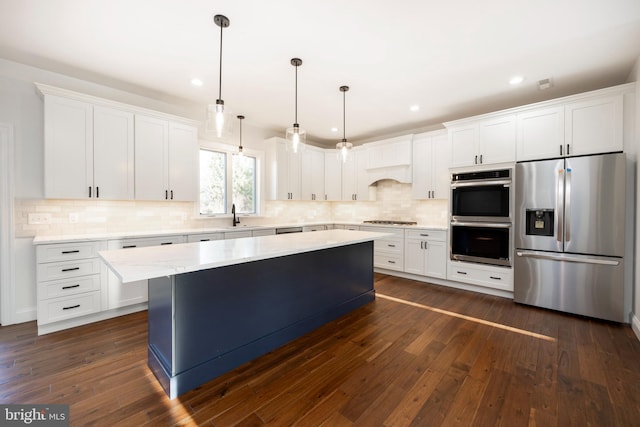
[1, 0, 640, 146]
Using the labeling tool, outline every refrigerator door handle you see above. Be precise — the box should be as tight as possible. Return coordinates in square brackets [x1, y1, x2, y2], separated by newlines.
[516, 251, 620, 266]
[565, 168, 571, 242]
[556, 168, 564, 243]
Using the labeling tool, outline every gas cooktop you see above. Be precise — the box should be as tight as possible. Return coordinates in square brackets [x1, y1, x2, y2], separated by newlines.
[362, 220, 418, 226]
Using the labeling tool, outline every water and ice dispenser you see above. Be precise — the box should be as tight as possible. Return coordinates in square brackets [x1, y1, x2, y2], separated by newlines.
[525, 209, 554, 236]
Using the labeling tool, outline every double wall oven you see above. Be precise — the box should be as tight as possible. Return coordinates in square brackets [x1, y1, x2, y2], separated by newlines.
[450, 168, 512, 267]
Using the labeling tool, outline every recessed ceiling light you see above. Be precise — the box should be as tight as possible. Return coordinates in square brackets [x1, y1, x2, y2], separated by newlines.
[509, 76, 524, 85]
[191, 78, 203, 87]
[410, 105, 420, 112]
[331, 127, 338, 132]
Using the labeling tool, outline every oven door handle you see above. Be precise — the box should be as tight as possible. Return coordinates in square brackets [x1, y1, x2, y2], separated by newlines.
[450, 179, 511, 188]
[451, 221, 512, 229]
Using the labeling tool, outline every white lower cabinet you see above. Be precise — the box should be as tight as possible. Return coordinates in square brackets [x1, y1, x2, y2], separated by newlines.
[447, 261, 513, 292]
[360, 226, 404, 272]
[187, 232, 224, 242]
[106, 235, 185, 309]
[404, 229, 447, 279]
[252, 228, 276, 237]
[36, 241, 106, 328]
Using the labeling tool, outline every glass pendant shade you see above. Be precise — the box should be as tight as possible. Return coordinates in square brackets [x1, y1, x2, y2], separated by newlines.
[285, 123, 306, 153]
[336, 139, 353, 163]
[206, 101, 233, 139]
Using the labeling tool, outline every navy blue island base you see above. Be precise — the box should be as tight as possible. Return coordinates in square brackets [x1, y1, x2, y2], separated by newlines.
[147, 241, 375, 399]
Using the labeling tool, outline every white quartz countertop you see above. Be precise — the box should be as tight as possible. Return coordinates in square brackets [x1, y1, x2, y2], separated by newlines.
[32, 222, 447, 244]
[99, 229, 390, 283]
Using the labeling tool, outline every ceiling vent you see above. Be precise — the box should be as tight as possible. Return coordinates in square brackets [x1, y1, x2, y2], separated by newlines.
[538, 78, 553, 90]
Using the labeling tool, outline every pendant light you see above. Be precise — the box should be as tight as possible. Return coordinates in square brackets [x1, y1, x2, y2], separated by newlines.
[285, 58, 306, 153]
[336, 85, 353, 162]
[237, 115, 244, 156]
[206, 14, 233, 139]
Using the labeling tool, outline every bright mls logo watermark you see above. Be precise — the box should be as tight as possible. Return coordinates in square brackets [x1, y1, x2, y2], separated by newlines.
[0, 405, 69, 426]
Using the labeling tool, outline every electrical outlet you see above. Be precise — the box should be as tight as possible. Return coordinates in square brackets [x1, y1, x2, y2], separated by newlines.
[28, 213, 52, 225]
[69, 213, 79, 224]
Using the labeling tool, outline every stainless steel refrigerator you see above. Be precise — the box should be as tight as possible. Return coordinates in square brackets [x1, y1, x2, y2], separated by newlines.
[514, 152, 627, 322]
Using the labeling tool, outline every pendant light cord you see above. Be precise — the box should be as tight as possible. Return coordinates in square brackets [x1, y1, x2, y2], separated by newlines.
[218, 22, 223, 101]
[294, 64, 298, 124]
[342, 89, 346, 141]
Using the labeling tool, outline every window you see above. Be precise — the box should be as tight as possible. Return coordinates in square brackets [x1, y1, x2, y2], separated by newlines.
[199, 144, 260, 216]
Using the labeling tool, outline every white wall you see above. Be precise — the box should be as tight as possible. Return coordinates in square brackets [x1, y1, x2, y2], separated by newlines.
[630, 56, 640, 339]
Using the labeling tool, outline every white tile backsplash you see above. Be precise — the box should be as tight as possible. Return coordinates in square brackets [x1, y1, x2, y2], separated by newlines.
[15, 180, 449, 237]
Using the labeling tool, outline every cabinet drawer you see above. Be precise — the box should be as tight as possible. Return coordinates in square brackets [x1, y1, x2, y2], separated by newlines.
[36, 241, 99, 263]
[375, 238, 404, 255]
[110, 235, 186, 249]
[405, 229, 446, 241]
[448, 262, 513, 291]
[38, 274, 101, 300]
[37, 291, 101, 325]
[187, 233, 224, 243]
[375, 253, 404, 271]
[37, 258, 101, 282]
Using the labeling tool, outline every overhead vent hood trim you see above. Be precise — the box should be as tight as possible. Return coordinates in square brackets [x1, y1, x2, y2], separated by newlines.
[365, 165, 412, 186]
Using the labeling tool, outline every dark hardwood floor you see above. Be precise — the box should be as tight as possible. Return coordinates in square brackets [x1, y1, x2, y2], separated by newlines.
[1, 273, 640, 426]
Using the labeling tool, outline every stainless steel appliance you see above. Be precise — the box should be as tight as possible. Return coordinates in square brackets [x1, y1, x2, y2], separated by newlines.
[514, 153, 627, 322]
[450, 168, 513, 266]
[451, 169, 511, 222]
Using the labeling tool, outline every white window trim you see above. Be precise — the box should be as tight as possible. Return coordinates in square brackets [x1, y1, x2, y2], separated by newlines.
[198, 140, 265, 217]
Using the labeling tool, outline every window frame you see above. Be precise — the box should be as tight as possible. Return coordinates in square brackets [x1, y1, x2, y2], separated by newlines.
[198, 140, 264, 217]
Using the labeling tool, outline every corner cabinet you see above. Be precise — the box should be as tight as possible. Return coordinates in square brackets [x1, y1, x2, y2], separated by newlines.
[412, 131, 450, 199]
[134, 116, 197, 201]
[300, 145, 325, 201]
[324, 150, 343, 201]
[42, 94, 134, 200]
[265, 137, 301, 200]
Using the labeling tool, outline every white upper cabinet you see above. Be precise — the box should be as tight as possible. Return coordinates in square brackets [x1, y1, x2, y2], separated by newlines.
[43, 95, 134, 200]
[265, 137, 301, 200]
[93, 106, 134, 200]
[43, 95, 94, 199]
[167, 122, 198, 201]
[412, 131, 450, 199]
[134, 115, 197, 201]
[478, 115, 516, 165]
[448, 115, 516, 168]
[342, 148, 374, 201]
[516, 106, 565, 161]
[300, 145, 325, 201]
[564, 94, 623, 156]
[134, 115, 168, 200]
[324, 151, 342, 201]
[38, 84, 198, 202]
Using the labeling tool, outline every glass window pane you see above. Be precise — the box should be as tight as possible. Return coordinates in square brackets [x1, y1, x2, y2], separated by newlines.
[200, 149, 226, 215]
[232, 154, 256, 214]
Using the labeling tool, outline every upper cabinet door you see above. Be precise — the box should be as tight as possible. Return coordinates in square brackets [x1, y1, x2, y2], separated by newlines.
[449, 124, 478, 168]
[516, 106, 565, 161]
[300, 146, 325, 201]
[478, 115, 516, 165]
[411, 134, 432, 200]
[134, 115, 169, 201]
[324, 151, 342, 201]
[431, 133, 451, 199]
[93, 106, 134, 200]
[44, 95, 93, 199]
[565, 95, 623, 157]
[168, 122, 197, 201]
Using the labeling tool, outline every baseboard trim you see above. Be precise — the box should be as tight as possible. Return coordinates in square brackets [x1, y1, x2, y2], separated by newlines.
[632, 313, 640, 343]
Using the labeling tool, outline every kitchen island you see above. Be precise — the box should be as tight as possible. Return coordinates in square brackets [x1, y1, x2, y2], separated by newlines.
[99, 229, 386, 398]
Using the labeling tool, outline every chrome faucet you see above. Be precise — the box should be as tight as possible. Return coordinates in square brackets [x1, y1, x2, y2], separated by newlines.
[232, 203, 240, 226]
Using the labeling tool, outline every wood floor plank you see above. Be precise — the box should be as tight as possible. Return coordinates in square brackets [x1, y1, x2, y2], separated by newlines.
[0, 273, 639, 426]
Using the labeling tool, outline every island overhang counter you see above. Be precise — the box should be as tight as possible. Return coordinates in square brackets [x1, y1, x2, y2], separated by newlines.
[99, 229, 388, 398]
